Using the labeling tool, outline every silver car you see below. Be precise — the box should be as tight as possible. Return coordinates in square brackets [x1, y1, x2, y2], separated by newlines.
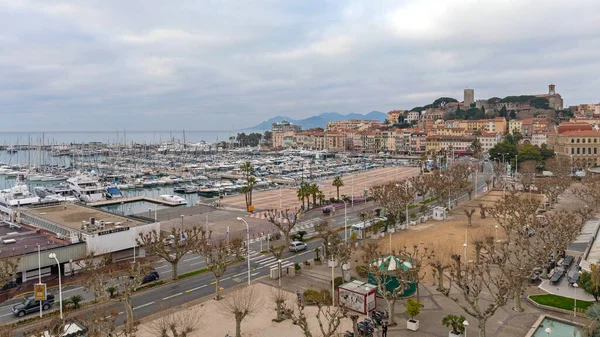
[289, 241, 307, 252]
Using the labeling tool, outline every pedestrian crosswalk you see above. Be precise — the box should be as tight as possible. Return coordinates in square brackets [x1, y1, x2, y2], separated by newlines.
[250, 253, 294, 270]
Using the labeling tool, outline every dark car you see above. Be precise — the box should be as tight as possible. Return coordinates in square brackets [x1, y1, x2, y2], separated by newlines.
[12, 294, 55, 317]
[142, 271, 160, 284]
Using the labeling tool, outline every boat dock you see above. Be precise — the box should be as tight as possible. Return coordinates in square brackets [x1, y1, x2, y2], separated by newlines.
[87, 196, 182, 207]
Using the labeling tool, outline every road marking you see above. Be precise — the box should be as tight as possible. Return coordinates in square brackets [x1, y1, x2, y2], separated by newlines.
[251, 272, 260, 276]
[63, 286, 84, 294]
[183, 256, 202, 262]
[190, 261, 205, 266]
[118, 311, 124, 315]
[155, 265, 170, 269]
[0, 313, 13, 318]
[133, 302, 155, 310]
[186, 284, 208, 292]
[222, 277, 231, 281]
[162, 293, 182, 300]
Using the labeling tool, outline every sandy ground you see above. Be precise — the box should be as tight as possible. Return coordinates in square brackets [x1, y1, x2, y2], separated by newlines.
[378, 190, 546, 282]
[222, 167, 421, 210]
[136, 283, 356, 337]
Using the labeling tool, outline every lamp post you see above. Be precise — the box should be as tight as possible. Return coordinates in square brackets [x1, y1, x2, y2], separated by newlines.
[37, 244, 42, 318]
[574, 282, 579, 317]
[342, 200, 348, 243]
[463, 320, 469, 337]
[48, 253, 63, 320]
[495, 225, 499, 242]
[180, 215, 184, 232]
[278, 259, 282, 287]
[236, 217, 251, 285]
[463, 243, 468, 262]
[515, 154, 518, 177]
[329, 243, 335, 305]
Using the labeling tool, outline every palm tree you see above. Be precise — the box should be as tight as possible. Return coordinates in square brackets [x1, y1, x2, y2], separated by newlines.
[332, 176, 344, 200]
[69, 295, 84, 309]
[583, 303, 600, 337]
[297, 186, 306, 209]
[240, 161, 255, 210]
[308, 183, 319, 207]
[317, 191, 325, 205]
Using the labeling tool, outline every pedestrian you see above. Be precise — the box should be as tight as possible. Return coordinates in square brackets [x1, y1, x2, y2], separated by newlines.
[466, 285, 470, 295]
[382, 321, 388, 337]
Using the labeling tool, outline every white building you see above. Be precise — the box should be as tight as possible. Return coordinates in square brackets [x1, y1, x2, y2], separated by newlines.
[531, 131, 548, 147]
[478, 132, 503, 153]
[406, 111, 421, 123]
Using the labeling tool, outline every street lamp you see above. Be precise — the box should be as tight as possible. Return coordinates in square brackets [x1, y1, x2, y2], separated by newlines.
[180, 215, 184, 232]
[341, 200, 348, 243]
[329, 242, 335, 305]
[278, 259, 282, 287]
[463, 320, 469, 337]
[236, 217, 251, 285]
[495, 225, 498, 242]
[574, 282, 579, 317]
[48, 253, 63, 320]
[463, 243, 468, 261]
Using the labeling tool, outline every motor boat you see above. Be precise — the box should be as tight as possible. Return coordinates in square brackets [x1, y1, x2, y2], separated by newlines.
[34, 187, 77, 203]
[0, 183, 40, 206]
[160, 194, 187, 205]
[66, 173, 106, 203]
[105, 186, 123, 199]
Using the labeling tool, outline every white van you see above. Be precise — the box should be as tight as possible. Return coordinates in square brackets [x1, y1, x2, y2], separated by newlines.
[349, 217, 387, 239]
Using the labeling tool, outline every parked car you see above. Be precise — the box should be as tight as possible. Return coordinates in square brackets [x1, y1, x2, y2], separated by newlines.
[289, 241, 307, 252]
[12, 294, 55, 317]
[142, 271, 160, 284]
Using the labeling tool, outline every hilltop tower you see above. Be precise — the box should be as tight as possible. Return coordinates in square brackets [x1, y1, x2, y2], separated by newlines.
[549, 84, 556, 96]
[464, 88, 474, 107]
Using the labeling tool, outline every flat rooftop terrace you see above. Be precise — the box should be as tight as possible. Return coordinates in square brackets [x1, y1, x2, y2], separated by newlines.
[27, 203, 146, 233]
[0, 223, 70, 259]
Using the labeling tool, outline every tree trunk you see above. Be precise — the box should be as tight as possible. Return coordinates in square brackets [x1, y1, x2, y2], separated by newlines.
[350, 315, 359, 336]
[468, 191, 472, 200]
[386, 298, 396, 326]
[477, 317, 487, 337]
[235, 315, 243, 337]
[171, 262, 178, 281]
[215, 277, 221, 300]
[337, 187, 340, 200]
[514, 289, 524, 312]
[124, 295, 135, 334]
[276, 300, 283, 321]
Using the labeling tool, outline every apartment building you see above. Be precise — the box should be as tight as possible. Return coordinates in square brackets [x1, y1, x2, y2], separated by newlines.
[531, 130, 549, 147]
[478, 132, 503, 153]
[547, 128, 600, 168]
[326, 119, 380, 131]
[272, 120, 301, 133]
[425, 135, 476, 155]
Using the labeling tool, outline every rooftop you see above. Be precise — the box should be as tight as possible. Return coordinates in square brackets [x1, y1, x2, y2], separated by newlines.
[27, 203, 147, 234]
[0, 222, 71, 259]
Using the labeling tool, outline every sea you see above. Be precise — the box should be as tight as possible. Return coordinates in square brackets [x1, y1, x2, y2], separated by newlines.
[0, 130, 261, 146]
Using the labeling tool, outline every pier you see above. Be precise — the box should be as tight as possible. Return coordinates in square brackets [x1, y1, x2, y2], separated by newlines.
[87, 196, 183, 207]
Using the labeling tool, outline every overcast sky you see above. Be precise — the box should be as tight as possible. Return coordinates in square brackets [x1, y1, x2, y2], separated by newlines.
[1, 0, 599, 131]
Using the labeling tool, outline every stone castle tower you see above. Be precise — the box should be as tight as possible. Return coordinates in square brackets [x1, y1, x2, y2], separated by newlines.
[464, 89, 474, 107]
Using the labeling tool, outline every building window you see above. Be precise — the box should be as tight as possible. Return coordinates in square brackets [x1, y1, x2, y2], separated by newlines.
[590, 139, 592, 143]
[595, 148, 598, 154]
[572, 148, 574, 154]
[572, 139, 575, 143]
[577, 139, 580, 143]
[583, 139, 586, 143]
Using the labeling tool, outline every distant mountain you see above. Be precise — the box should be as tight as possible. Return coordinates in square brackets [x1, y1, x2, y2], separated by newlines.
[249, 111, 386, 130]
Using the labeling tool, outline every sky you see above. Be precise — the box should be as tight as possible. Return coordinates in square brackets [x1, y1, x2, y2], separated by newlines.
[0, 0, 599, 131]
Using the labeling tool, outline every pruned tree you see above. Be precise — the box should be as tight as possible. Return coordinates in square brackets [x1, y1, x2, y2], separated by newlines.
[26, 316, 65, 337]
[146, 307, 203, 337]
[218, 286, 263, 337]
[76, 310, 135, 337]
[438, 245, 511, 337]
[229, 235, 245, 262]
[198, 239, 230, 300]
[137, 226, 207, 280]
[266, 208, 302, 259]
[536, 176, 571, 208]
[428, 174, 452, 209]
[464, 208, 476, 226]
[112, 262, 147, 335]
[270, 288, 293, 323]
[411, 175, 430, 202]
[478, 203, 486, 219]
[371, 180, 416, 227]
[429, 245, 455, 291]
[291, 291, 347, 337]
[361, 243, 415, 326]
[492, 161, 505, 188]
[518, 160, 537, 192]
[77, 253, 113, 303]
[447, 163, 472, 205]
[397, 243, 434, 303]
[573, 175, 600, 209]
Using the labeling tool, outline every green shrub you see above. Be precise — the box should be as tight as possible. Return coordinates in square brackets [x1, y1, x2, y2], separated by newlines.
[406, 299, 421, 320]
[356, 265, 369, 278]
[304, 289, 332, 305]
[295, 263, 301, 270]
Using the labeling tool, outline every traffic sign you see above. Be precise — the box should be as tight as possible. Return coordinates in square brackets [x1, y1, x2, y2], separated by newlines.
[34, 283, 46, 301]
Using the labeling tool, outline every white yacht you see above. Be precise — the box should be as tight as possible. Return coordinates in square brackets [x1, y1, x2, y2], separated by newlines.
[0, 183, 40, 206]
[66, 174, 106, 203]
[160, 194, 187, 205]
[34, 187, 78, 203]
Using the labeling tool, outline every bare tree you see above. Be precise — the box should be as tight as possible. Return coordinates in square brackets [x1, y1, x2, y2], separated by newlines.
[518, 160, 537, 192]
[448, 163, 472, 205]
[266, 208, 302, 259]
[428, 174, 452, 209]
[77, 253, 113, 303]
[146, 307, 203, 337]
[536, 177, 571, 208]
[492, 161, 504, 188]
[218, 286, 263, 337]
[410, 175, 430, 202]
[137, 226, 207, 280]
[0, 325, 13, 337]
[438, 244, 511, 337]
[371, 180, 416, 226]
[397, 243, 434, 303]
[229, 235, 245, 261]
[271, 288, 293, 323]
[478, 203, 486, 219]
[464, 208, 476, 226]
[291, 293, 347, 337]
[112, 262, 147, 335]
[77, 310, 136, 337]
[198, 239, 230, 300]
